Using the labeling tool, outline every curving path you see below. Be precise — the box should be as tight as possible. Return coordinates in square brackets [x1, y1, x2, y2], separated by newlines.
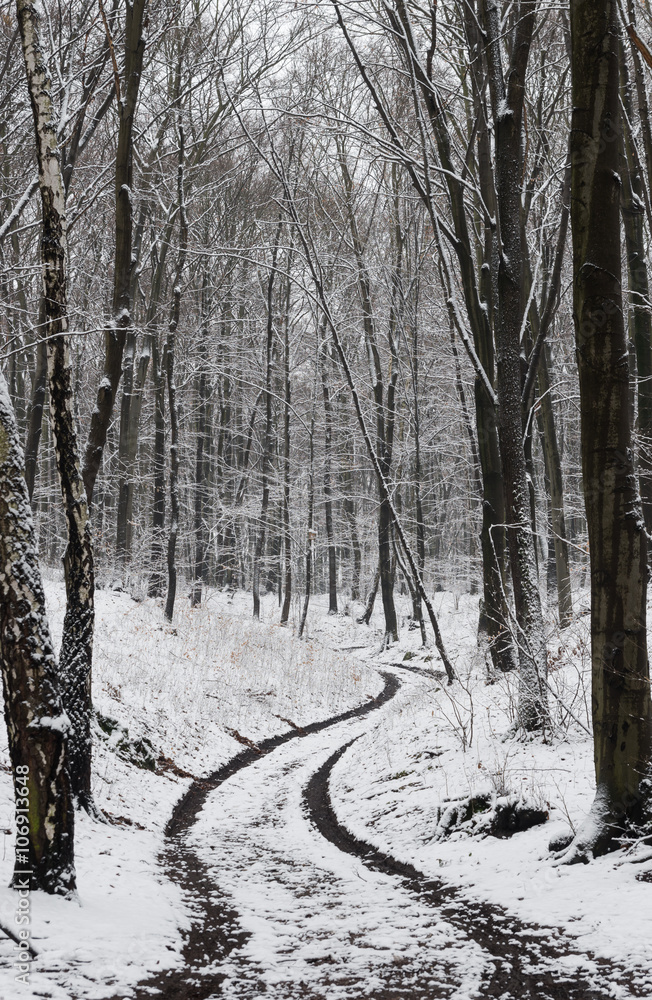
[114, 669, 644, 1000]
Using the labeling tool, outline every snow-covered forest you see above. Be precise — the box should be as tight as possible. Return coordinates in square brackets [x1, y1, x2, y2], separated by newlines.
[0, 0, 651, 996]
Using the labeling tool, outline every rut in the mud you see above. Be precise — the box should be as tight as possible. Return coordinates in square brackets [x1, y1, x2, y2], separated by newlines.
[109, 670, 646, 1000]
[107, 674, 399, 1000]
[305, 737, 647, 1000]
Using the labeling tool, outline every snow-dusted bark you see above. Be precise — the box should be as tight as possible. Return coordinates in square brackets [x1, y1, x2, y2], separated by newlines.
[164, 130, 188, 623]
[164, 288, 181, 623]
[620, 48, 652, 540]
[280, 254, 294, 627]
[536, 346, 573, 629]
[318, 333, 338, 616]
[339, 152, 397, 642]
[480, 0, 548, 730]
[342, 0, 515, 673]
[252, 238, 280, 621]
[82, 0, 147, 506]
[116, 334, 151, 565]
[298, 415, 316, 640]
[165, 284, 181, 621]
[191, 285, 210, 609]
[17, 0, 96, 809]
[565, 0, 652, 859]
[0, 373, 75, 895]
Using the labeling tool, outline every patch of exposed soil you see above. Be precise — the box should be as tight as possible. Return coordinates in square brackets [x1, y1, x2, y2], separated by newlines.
[305, 739, 647, 1000]
[108, 670, 646, 999]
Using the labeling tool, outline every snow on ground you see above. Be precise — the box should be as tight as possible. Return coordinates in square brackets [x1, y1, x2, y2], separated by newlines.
[0, 573, 651, 998]
[189, 707, 488, 999]
[0, 576, 380, 1000]
[329, 592, 652, 993]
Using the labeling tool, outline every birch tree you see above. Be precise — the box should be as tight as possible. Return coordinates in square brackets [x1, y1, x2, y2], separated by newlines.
[0, 371, 75, 894]
[17, 0, 96, 811]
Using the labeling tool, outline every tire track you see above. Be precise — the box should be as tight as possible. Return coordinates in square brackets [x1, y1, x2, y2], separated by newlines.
[108, 673, 399, 1000]
[305, 738, 646, 1000]
[110, 666, 646, 1000]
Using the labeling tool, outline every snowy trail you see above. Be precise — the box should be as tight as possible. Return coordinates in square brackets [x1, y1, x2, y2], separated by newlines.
[115, 669, 644, 1000]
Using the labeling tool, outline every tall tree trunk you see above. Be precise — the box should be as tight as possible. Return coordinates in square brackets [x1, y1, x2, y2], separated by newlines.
[298, 416, 315, 639]
[164, 126, 188, 623]
[342, 458, 361, 603]
[620, 54, 652, 538]
[449, 307, 515, 669]
[17, 0, 96, 811]
[191, 282, 209, 608]
[378, 494, 398, 644]
[280, 259, 293, 626]
[409, 297, 427, 645]
[116, 334, 151, 566]
[252, 237, 280, 620]
[147, 331, 166, 597]
[82, 0, 147, 506]
[319, 335, 338, 614]
[359, 562, 380, 626]
[0, 371, 76, 894]
[537, 345, 573, 627]
[339, 151, 397, 641]
[565, 0, 651, 858]
[164, 302, 180, 623]
[145, 212, 177, 596]
[482, 0, 548, 730]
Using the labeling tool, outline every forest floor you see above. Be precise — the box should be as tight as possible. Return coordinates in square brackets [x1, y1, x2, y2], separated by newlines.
[0, 577, 651, 998]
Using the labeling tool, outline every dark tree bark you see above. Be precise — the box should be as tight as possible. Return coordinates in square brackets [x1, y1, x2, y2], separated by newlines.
[146, 212, 178, 597]
[620, 50, 652, 538]
[410, 325, 427, 647]
[115, 334, 150, 565]
[298, 415, 315, 640]
[340, 0, 513, 673]
[358, 562, 381, 626]
[341, 455, 361, 603]
[280, 257, 293, 626]
[164, 127, 188, 623]
[82, 0, 147, 506]
[339, 151, 397, 642]
[564, 0, 652, 859]
[147, 331, 166, 597]
[537, 345, 573, 628]
[191, 279, 210, 608]
[253, 235, 280, 620]
[318, 333, 338, 615]
[481, 0, 548, 730]
[521, 155, 573, 629]
[164, 296, 180, 623]
[0, 370, 75, 895]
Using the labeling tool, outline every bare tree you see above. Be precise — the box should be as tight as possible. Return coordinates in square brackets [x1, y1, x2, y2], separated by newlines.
[0, 370, 75, 894]
[17, 0, 96, 811]
[562, 0, 651, 859]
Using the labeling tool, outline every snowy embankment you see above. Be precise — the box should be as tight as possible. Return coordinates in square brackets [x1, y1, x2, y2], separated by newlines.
[326, 593, 652, 995]
[0, 579, 381, 1000]
[1, 579, 651, 997]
